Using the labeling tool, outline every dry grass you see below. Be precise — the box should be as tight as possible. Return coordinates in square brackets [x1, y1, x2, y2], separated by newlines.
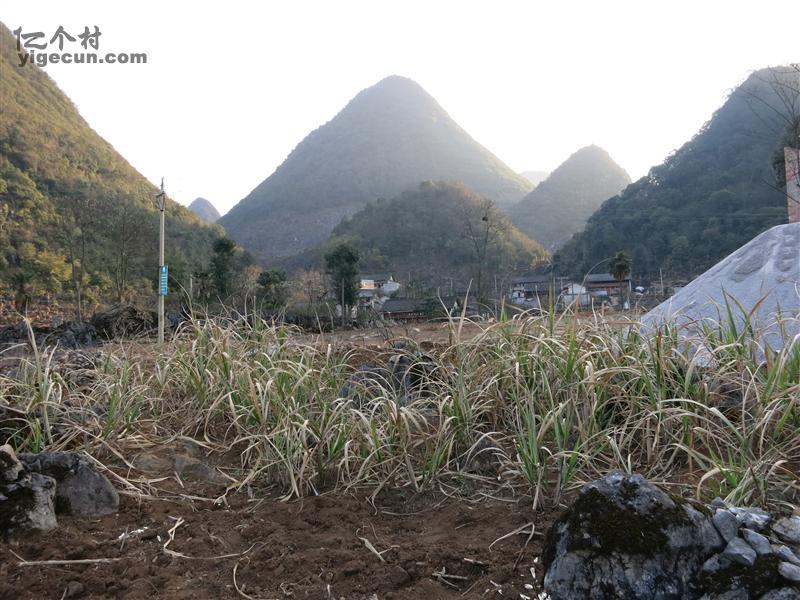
[1, 304, 798, 510]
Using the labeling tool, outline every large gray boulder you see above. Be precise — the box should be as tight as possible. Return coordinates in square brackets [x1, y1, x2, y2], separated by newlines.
[640, 223, 800, 357]
[543, 472, 723, 599]
[19, 451, 118, 517]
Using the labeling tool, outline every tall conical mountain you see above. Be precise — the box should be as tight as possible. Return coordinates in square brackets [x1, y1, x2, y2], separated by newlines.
[0, 23, 220, 301]
[508, 146, 630, 251]
[554, 67, 799, 279]
[219, 75, 533, 259]
[189, 197, 221, 223]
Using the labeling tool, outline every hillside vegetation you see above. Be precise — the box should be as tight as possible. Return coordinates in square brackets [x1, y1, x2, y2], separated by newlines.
[325, 181, 548, 295]
[219, 76, 533, 259]
[508, 145, 630, 251]
[0, 24, 222, 309]
[554, 67, 799, 279]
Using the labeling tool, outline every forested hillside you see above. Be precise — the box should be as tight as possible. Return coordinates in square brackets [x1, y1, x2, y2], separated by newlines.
[553, 67, 799, 279]
[508, 146, 630, 251]
[0, 23, 222, 310]
[323, 181, 548, 296]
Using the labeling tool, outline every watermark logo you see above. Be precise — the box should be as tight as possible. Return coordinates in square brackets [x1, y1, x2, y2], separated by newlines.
[13, 26, 147, 67]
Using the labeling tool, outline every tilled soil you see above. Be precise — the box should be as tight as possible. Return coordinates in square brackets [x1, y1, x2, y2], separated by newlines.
[0, 483, 556, 600]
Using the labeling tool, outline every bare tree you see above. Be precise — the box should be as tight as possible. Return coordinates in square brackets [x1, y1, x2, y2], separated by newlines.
[462, 199, 506, 301]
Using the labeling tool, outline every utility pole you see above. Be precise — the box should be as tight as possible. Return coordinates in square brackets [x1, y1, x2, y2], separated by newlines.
[155, 179, 167, 344]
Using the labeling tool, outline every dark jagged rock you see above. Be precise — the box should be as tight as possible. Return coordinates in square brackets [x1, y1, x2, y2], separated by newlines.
[543, 472, 723, 599]
[0, 445, 57, 536]
[19, 452, 118, 517]
[91, 304, 156, 340]
[543, 473, 800, 599]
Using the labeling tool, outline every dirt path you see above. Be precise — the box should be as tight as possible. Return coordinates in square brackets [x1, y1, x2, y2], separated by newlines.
[0, 485, 555, 600]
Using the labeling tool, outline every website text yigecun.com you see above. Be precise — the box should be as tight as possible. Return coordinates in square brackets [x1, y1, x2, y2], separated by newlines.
[18, 51, 147, 67]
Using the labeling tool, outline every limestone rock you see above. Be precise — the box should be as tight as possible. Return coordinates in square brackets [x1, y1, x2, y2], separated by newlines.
[714, 509, 740, 543]
[722, 538, 757, 566]
[0, 471, 58, 536]
[19, 452, 118, 517]
[542, 472, 723, 599]
[774, 517, 800, 546]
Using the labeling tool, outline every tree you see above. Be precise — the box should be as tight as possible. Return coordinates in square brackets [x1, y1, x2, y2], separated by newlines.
[609, 251, 632, 308]
[256, 269, 289, 309]
[210, 237, 237, 299]
[10, 271, 33, 313]
[291, 270, 327, 313]
[462, 198, 506, 301]
[324, 241, 359, 323]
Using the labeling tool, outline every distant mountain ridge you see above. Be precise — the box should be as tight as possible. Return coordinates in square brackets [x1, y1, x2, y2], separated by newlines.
[508, 145, 630, 251]
[554, 67, 799, 279]
[219, 75, 533, 259]
[189, 197, 221, 223]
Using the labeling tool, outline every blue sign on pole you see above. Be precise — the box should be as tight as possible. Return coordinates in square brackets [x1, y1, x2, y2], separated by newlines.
[159, 265, 168, 296]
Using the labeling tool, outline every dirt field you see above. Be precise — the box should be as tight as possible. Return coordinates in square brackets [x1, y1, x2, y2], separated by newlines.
[0, 477, 556, 600]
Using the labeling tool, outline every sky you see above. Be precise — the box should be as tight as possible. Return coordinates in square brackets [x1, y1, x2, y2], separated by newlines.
[3, 1, 799, 215]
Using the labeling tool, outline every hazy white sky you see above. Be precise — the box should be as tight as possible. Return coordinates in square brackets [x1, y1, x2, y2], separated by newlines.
[3, 1, 799, 214]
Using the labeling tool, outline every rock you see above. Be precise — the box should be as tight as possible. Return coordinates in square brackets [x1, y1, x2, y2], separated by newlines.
[731, 507, 772, 531]
[714, 509, 740, 543]
[775, 545, 800, 566]
[759, 589, 800, 599]
[91, 304, 156, 340]
[774, 517, 800, 545]
[542, 472, 723, 599]
[0, 471, 58, 536]
[0, 444, 23, 483]
[722, 538, 757, 566]
[777, 561, 800, 583]
[19, 452, 118, 516]
[742, 528, 773, 556]
[63, 581, 85, 598]
[701, 554, 732, 573]
[710, 497, 729, 510]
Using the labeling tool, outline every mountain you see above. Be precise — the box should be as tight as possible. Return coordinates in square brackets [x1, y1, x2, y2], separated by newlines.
[508, 146, 630, 251]
[553, 67, 799, 280]
[316, 181, 547, 293]
[0, 23, 221, 303]
[189, 197, 221, 223]
[520, 170, 549, 186]
[219, 76, 533, 259]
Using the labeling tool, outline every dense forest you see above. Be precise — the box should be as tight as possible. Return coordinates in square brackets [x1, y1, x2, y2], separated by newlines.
[319, 181, 548, 297]
[508, 145, 630, 251]
[0, 24, 223, 313]
[219, 76, 533, 259]
[553, 67, 799, 280]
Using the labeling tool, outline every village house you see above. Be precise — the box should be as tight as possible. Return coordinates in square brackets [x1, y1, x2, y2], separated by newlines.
[358, 273, 401, 308]
[584, 273, 631, 304]
[508, 274, 555, 309]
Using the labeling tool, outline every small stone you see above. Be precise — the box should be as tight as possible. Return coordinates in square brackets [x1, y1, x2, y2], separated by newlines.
[722, 537, 757, 566]
[742, 528, 773, 556]
[701, 554, 731, 573]
[774, 545, 800, 566]
[778, 561, 800, 582]
[773, 517, 800, 545]
[714, 509, 740, 543]
[64, 581, 85, 598]
[710, 497, 729, 510]
[730, 506, 772, 531]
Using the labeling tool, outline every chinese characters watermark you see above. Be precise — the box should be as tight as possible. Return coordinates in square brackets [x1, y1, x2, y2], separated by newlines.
[13, 26, 147, 67]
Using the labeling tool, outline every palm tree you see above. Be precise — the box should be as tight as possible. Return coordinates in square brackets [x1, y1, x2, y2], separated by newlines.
[608, 251, 632, 308]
